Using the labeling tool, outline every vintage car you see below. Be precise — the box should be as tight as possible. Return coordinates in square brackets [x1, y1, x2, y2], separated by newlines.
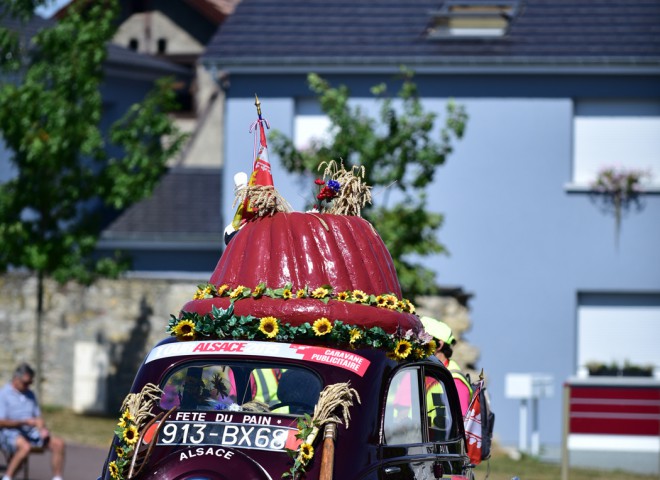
[98, 154, 475, 479]
[98, 337, 473, 480]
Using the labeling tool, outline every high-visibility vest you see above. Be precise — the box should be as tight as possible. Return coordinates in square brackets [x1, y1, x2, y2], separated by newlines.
[251, 368, 282, 405]
[444, 359, 473, 415]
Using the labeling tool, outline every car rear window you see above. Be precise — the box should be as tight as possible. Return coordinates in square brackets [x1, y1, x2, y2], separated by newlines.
[158, 362, 322, 416]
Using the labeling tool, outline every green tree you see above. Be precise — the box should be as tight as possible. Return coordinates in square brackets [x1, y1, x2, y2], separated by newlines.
[270, 71, 467, 300]
[0, 0, 187, 394]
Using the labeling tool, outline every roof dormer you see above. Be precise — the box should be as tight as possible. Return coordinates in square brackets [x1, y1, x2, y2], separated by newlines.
[427, 0, 520, 39]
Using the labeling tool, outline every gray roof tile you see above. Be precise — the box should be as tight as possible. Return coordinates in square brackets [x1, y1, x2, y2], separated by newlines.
[203, 0, 660, 67]
[103, 168, 223, 242]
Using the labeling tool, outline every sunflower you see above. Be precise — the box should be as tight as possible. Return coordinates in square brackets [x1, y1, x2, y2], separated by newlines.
[312, 317, 332, 336]
[193, 288, 205, 300]
[352, 290, 368, 303]
[413, 347, 426, 359]
[337, 291, 350, 301]
[108, 460, 120, 479]
[426, 339, 437, 356]
[282, 288, 292, 299]
[123, 424, 139, 445]
[217, 284, 230, 296]
[385, 294, 398, 310]
[299, 442, 314, 464]
[230, 285, 246, 299]
[117, 417, 127, 428]
[349, 328, 362, 345]
[393, 339, 412, 360]
[375, 295, 388, 308]
[296, 288, 307, 298]
[259, 316, 279, 338]
[311, 287, 330, 299]
[121, 409, 134, 422]
[252, 284, 265, 297]
[115, 445, 126, 458]
[404, 299, 415, 313]
[172, 319, 196, 340]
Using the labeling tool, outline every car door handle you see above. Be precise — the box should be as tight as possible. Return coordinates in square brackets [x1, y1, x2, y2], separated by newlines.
[384, 466, 402, 474]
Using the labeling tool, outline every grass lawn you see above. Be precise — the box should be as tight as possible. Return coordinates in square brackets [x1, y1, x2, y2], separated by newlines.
[43, 407, 657, 479]
[474, 449, 658, 480]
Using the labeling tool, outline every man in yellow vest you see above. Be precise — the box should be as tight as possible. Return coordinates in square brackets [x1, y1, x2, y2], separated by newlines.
[420, 316, 473, 415]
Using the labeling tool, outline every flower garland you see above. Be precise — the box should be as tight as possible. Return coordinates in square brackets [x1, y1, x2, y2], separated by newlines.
[283, 413, 317, 478]
[168, 302, 434, 361]
[108, 384, 163, 480]
[192, 282, 416, 314]
[108, 410, 139, 479]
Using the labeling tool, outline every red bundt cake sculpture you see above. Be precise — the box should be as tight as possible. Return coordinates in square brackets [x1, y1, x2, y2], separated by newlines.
[180, 212, 421, 334]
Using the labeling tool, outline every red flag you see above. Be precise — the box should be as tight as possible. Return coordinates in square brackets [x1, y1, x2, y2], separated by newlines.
[231, 103, 274, 230]
[464, 380, 483, 465]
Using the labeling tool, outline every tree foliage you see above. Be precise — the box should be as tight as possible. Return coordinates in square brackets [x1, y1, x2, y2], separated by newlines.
[0, 0, 187, 283]
[270, 71, 467, 299]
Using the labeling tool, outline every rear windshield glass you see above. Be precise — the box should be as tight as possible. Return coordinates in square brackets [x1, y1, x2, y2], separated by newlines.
[159, 363, 322, 416]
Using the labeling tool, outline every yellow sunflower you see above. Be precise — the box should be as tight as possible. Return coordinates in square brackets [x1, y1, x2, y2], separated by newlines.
[312, 317, 332, 336]
[259, 316, 279, 338]
[108, 460, 119, 479]
[299, 442, 314, 464]
[115, 445, 126, 458]
[413, 347, 426, 359]
[311, 287, 329, 299]
[337, 291, 350, 301]
[252, 284, 264, 296]
[375, 295, 388, 308]
[296, 288, 307, 298]
[393, 339, 412, 360]
[117, 417, 127, 428]
[426, 339, 437, 356]
[217, 284, 230, 296]
[230, 285, 246, 299]
[282, 288, 292, 299]
[173, 319, 196, 340]
[123, 424, 139, 445]
[352, 290, 368, 303]
[121, 409, 134, 422]
[349, 328, 362, 345]
[385, 294, 398, 310]
[402, 299, 415, 314]
[193, 288, 205, 300]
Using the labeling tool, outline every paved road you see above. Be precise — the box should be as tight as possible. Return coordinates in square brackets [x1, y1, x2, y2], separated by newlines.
[26, 443, 108, 480]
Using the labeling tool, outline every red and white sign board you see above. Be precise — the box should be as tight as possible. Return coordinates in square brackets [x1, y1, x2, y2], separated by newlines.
[146, 340, 370, 377]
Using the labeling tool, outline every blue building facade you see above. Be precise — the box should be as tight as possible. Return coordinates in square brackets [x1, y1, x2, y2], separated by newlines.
[204, 0, 660, 449]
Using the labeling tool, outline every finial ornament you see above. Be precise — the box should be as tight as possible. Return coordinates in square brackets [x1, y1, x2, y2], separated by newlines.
[254, 93, 262, 118]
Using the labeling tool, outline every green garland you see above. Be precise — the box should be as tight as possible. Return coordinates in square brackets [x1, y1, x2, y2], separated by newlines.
[168, 302, 434, 361]
[192, 282, 416, 314]
[108, 410, 139, 479]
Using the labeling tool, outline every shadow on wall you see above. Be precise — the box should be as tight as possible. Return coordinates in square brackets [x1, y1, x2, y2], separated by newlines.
[107, 296, 153, 413]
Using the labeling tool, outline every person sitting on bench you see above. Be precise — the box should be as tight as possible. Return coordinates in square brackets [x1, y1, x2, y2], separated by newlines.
[0, 363, 65, 480]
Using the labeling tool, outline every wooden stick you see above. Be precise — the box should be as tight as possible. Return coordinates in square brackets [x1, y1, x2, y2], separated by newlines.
[319, 423, 337, 480]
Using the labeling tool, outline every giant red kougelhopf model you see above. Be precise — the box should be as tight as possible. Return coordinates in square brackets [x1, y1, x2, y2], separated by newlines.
[181, 211, 421, 334]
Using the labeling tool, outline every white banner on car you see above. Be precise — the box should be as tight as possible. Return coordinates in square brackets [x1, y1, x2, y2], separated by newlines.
[145, 340, 371, 377]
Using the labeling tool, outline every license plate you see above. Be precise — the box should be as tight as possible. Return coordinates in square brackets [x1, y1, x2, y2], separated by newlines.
[157, 421, 295, 452]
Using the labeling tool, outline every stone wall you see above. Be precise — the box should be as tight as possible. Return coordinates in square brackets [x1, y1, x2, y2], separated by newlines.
[0, 272, 205, 414]
[0, 273, 478, 414]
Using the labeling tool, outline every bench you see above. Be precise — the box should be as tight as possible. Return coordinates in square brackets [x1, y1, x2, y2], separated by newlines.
[0, 445, 45, 480]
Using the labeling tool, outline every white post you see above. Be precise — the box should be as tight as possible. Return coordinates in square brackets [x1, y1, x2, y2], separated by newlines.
[531, 396, 540, 456]
[519, 398, 528, 453]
